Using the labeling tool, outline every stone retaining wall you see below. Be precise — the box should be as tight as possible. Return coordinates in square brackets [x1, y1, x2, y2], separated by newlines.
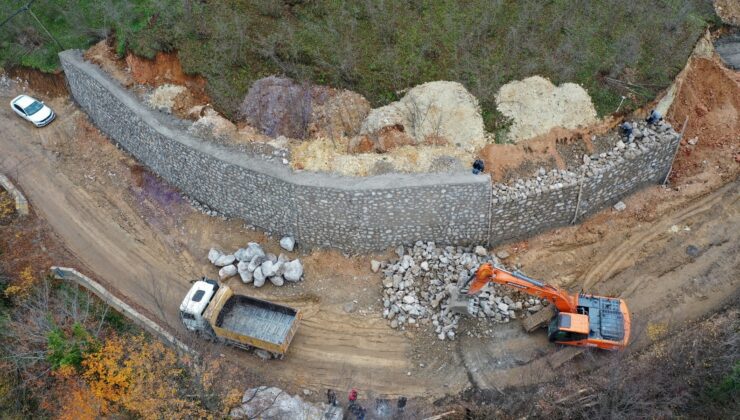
[60, 50, 680, 252]
[0, 173, 29, 216]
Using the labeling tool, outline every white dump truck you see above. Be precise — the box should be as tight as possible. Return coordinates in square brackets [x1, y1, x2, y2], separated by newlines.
[180, 278, 302, 359]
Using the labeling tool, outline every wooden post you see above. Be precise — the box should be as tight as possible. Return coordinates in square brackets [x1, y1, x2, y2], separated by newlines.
[571, 168, 586, 225]
[663, 116, 689, 185]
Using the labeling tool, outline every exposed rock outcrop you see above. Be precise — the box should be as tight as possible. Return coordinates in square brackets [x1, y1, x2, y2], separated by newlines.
[359, 81, 485, 152]
[496, 76, 598, 143]
[238, 76, 370, 140]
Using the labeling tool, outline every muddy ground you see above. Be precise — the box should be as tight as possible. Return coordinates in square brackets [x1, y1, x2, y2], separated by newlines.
[0, 51, 737, 414]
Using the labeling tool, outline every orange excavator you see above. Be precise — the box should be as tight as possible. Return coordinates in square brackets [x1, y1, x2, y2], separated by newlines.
[466, 263, 630, 350]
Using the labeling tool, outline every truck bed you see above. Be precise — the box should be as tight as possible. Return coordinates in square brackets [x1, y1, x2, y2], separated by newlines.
[217, 295, 297, 345]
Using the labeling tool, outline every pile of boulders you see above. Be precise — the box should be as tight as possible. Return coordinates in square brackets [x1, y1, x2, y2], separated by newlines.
[208, 237, 303, 287]
[376, 242, 549, 340]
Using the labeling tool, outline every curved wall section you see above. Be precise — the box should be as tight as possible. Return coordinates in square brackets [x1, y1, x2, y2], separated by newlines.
[60, 50, 679, 252]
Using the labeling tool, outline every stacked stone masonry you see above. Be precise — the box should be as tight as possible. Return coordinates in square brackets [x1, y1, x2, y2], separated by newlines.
[60, 50, 680, 253]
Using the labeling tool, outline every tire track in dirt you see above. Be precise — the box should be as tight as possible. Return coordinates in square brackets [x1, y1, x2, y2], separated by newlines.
[580, 183, 732, 290]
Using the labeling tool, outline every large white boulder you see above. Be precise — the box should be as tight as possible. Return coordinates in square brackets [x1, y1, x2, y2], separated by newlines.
[283, 259, 304, 282]
[279, 236, 295, 252]
[244, 243, 266, 261]
[261, 260, 283, 278]
[219, 265, 237, 280]
[495, 76, 598, 142]
[253, 267, 266, 287]
[269, 275, 285, 287]
[214, 254, 236, 267]
[360, 81, 485, 151]
[208, 248, 223, 264]
[237, 261, 253, 284]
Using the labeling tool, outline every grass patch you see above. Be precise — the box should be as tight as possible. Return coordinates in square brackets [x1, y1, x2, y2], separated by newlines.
[1, 1, 716, 125]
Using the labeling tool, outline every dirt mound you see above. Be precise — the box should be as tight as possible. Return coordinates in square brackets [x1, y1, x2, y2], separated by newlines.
[479, 119, 617, 182]
[308, 89, 371, 140]
[496, 76, 598, 143]
[5, 67, 67, 98]
[238, 76, 370, 140]
[125, 51, 208, 101]
[666, 56, 740, 182]
[84, 40, 133, 87]
[715, 0, 740, 26]
[360, 81, 485, 151]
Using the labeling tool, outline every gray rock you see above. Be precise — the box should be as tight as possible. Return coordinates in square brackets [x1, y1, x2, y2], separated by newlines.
[247, 255, 266, 272]
[496, 250, 510, 259]
[214, 254, 236, 267]
[474, 245, 487, 256]
[219, 264, 237, 280]
[208, 248, 223, 264]
[686, 245, 701, 258]
[269, 275, 285, 286]
[261, 260, 283, 277]
[280, 236, 296, 251]
[253, 267, 266, 287]
[370, 260, 381, 273]
[283, 259, 304, 282]
[239, 269, 253, 284]
[343, 302, 356, 313]
[234, 248, 249, 262]
[244, 243, 265, 261]
[613, 201, 627, 212]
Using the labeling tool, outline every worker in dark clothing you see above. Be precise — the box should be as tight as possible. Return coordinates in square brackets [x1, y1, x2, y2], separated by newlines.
[472, 159, 485, 175]
[397, 396, 407, 413]
[619, 121, 633, 138]
[646, 109, 662, 125]
[327, 389, 337, 406]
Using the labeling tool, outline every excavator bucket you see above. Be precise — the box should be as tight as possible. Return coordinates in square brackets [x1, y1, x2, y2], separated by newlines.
[467, 263, 494, 295]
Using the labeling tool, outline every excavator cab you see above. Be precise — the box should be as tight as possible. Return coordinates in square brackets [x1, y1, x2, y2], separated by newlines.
[547, 312, 589, 343]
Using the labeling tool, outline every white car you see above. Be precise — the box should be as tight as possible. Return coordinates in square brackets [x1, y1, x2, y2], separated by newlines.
[10, 94, 56, 127]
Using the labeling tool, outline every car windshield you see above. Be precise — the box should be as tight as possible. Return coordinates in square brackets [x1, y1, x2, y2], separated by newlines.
[23, 100, 44, 116]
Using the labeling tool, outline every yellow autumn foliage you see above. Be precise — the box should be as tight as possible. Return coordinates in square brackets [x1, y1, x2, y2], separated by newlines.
[82, 334, 209, 419]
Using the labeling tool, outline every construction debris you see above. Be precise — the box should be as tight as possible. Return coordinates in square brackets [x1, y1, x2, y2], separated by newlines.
[208, 244, 304, 287]
[378, 241, 549, 340]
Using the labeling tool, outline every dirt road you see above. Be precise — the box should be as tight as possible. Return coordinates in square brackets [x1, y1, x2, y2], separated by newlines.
[1, 84, 737, 400]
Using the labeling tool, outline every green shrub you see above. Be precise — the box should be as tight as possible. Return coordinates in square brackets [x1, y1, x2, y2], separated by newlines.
[46, 322, 97, 370]
[1, 0, 716, 129]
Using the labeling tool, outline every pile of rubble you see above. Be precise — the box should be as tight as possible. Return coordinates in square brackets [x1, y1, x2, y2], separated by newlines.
[376, 242, 549, 340]
[208, 237, 303, 287]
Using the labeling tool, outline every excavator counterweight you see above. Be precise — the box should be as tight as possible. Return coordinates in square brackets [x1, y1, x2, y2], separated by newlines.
[467, 263, 630, 350]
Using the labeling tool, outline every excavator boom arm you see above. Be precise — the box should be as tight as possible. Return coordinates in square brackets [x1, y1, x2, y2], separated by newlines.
[468, 263, 578, 313]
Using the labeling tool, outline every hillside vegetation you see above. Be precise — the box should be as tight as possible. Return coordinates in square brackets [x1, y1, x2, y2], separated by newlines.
[0, 1, 717, 129]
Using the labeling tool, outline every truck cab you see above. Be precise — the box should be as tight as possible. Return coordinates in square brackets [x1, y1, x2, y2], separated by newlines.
[179, 279, 219, 333]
